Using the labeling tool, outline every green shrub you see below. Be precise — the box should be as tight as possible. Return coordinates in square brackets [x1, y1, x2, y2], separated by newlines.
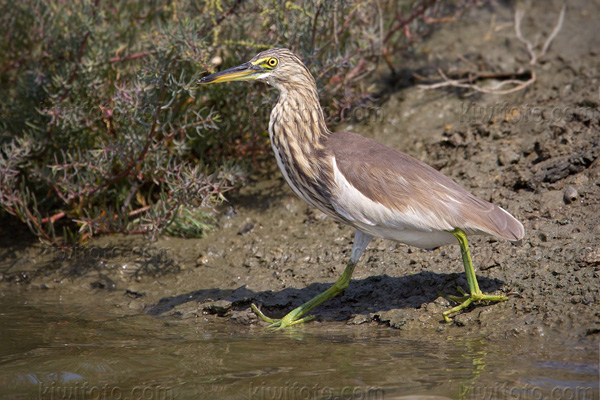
[0, 0, 456, 246]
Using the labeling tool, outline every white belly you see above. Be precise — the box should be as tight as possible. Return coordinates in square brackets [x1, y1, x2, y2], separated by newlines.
[330, 157, 460, 249]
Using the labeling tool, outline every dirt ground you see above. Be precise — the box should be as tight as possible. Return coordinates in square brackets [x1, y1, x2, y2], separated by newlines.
[1, 0, 599, 343]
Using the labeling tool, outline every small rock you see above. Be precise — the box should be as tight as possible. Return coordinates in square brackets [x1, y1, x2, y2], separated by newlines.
[125, 289, 144, 299]
[284, 198, 300, 213]
[498, 147, 521, 166]
[313, 210, 328, 220]
[238, 222, 254, 235]
[447, 133, 464, 147]
[563, 186, 578, 204]
[584, 248, 600, 265]
[196, 254, 209, 266]
[375, 309, 408, 329]
[253, 248, 265, 259]
[243, 258, 259, 268]
[347, 314, 371, 325]
[168, 303, 199, 319]
[453, 313, 472, 326]
[230, 309, 256, 325]
[434, 296, 450, 307]
[202, 299, 232, 316]
[178, 309, 199, 320]
[425, 302, 441, 313]
[582, 294, 595, 305]
[90, 277, 116, 290]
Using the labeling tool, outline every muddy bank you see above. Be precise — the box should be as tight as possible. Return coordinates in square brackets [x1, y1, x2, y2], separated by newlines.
[1, 0, 599, 343]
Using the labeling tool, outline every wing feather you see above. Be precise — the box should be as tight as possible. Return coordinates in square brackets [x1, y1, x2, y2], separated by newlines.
[325, 132, 524, 242]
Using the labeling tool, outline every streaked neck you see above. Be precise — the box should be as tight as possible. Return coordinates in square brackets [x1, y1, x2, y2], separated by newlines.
[269, 79, 330, 151]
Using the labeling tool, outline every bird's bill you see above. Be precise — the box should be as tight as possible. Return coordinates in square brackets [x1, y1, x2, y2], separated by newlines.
[199, 62, 264, 84]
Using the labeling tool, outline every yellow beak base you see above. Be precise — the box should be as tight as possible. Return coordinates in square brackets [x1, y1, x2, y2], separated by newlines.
[199, 62, 263, 84]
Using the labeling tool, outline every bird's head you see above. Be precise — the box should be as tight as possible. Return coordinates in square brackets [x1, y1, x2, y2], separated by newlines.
[199, 48, 313, 91]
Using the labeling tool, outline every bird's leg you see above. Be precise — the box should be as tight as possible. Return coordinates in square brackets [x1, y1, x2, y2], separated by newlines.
[251, 262, 356, 328]
[252, 230, 373, 329]
[442, 228, 508, 322]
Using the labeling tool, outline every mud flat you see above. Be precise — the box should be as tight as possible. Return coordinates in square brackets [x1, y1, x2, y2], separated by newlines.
[1, 0, 598, 348]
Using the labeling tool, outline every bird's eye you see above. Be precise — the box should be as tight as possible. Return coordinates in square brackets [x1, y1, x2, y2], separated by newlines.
[267, 58, 278, 67]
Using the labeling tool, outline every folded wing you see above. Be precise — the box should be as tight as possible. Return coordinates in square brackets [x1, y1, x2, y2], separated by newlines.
[325, 132, 524, 244]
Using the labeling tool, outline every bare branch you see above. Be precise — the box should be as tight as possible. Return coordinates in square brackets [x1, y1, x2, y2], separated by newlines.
[540, 5, 566, 58]
[419, 69, 536, 95]
[419, 6, 565, 95]
[514, 9, 537, 65]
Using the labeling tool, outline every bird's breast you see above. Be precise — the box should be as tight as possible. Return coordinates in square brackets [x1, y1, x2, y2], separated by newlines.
[268, 118, 340, 221]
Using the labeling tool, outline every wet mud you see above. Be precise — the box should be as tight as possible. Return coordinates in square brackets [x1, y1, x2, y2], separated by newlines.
[1, 1, 599, 345]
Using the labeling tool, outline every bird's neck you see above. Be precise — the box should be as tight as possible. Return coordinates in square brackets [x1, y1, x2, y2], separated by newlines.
[267, 80, 336, 215]
[266, 80, 332, 195]
[269, 83, 330, 153]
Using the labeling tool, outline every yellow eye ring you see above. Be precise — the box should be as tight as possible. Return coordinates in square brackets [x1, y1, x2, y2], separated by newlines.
[268, 58, 278, 67]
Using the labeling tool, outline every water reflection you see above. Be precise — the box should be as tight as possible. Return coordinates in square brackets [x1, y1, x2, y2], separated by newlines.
[0, 293, 597, 400]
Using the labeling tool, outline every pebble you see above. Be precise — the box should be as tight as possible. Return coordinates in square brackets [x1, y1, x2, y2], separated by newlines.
[584, 247, 600, 265]
[453, 313, 470, 326]
[347, 314, 371, 325]
[563, 186, 578, 204]
[498, 147, 521, 166]
[196, 254, 209, 266]
[238, 222, 254, 235]
[202, 300, 232, 316]
[229, 310, 256, 325]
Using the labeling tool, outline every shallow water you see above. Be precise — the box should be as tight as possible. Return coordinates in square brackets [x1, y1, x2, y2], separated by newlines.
[0, 292, 597, 400]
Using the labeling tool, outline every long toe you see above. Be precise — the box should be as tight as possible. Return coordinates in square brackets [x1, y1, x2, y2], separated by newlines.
[251, 303, 315, 329]
[442, 293, 509, 322]
[272, 314, 316, 330]
[251, 303, 279, 324]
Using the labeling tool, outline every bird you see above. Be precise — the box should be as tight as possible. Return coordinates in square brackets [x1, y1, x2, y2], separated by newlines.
[199, 48, 524, 329]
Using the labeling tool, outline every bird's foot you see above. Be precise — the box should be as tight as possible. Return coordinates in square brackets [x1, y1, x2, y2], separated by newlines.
[251, 304, 315, 330]
[442, 287, 508, 323]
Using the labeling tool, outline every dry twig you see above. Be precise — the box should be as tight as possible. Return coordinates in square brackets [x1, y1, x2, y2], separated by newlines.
[419, 5, 566, 95]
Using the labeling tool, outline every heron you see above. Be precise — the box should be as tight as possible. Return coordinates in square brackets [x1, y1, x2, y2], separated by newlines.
[199, 48, 524, 329]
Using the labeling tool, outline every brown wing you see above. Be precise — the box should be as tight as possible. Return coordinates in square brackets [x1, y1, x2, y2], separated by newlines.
[324, 131, 524, 241]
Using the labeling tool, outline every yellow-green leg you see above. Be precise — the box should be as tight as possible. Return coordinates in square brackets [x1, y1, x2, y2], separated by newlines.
[252, 230, 372, 329]
[442, 228, 508, 322]
[252, 261, 356, 329]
